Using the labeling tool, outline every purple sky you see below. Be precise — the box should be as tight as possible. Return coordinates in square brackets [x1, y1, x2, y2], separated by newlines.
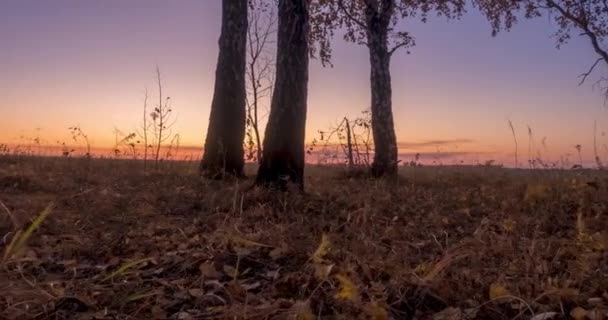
[1, 0, 607, 165]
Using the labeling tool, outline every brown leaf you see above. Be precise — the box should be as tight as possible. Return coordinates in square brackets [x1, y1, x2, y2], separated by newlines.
[269, 243, 289, 260]
[199, 262, 222, 279]
[242, 281, 261, 291]
[151, 306, 166, 319]
[312, 233, 331, 263]
[365, 302, 389, 320]
[334, 273, 359, 302]
[489, 282, 512, 304]
[530, 312, 559, 320]
[314, 263, 334, 280]
[433, 307, 462, 320]
[188, 288, 203, 298]
[291, 301, 314, 320]
[226, 281, 245, 300]
[234, 246, 252, 257]
[570, 307, 588, 320]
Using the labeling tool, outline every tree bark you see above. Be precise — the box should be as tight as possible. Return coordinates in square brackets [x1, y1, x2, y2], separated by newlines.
[256, 0, 309, 190]
[365, 1, 399, 177]
[200, 0, 248, 178]
[344, 118, 354, 167]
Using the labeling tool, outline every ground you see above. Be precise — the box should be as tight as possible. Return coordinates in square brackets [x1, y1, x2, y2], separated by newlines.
[0, 156, 607, 320]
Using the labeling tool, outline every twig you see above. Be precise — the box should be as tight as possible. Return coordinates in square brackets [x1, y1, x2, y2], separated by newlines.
[578, 58, 603, 85]
[0, 199, 18, 230]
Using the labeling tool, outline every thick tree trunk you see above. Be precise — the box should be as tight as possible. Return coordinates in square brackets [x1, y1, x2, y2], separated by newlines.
[200, 0, 248, 178]
[256, 0, 309, 190]
[366, 2, 399, 177]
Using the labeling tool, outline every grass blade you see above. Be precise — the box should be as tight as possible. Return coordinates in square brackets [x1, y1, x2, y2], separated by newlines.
[2, 201, 54, 262]
[102, 258, 150, 281]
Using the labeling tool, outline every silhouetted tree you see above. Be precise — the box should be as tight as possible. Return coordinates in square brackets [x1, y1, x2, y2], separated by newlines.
[475, 0, 608, 100]
[201, 0, 248, 178]
[256, 0, 309, 189]
[245, 0, 277, 163]
[313, 0, 465, 177]
[151, 67, 177, 170]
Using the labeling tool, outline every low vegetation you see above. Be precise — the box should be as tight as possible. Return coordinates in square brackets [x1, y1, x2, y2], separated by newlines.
[0, 156, 607, 319]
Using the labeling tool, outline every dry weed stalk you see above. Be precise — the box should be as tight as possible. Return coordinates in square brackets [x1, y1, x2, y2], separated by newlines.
[151, 67, 178, 170]
[593, 120, 604, 169]
[508, 119, 519, 168]
[0, 199, 18, 230]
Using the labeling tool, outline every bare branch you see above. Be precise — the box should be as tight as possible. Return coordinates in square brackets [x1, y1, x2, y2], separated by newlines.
[389, 41, 409, 56]
[578, 57, 604, 85]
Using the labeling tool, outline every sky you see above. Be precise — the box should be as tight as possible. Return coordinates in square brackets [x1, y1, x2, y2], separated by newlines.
[1, 0, 607, 166]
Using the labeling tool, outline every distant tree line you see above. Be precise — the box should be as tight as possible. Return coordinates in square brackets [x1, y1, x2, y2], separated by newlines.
[200, 0, 608, 189]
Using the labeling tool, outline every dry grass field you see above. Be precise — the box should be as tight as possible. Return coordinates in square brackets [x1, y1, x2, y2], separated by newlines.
[0, 156, 607, 319]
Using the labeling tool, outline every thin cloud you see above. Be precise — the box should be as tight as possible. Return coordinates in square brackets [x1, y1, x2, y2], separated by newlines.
[398, 151, 494, 159]
[397, 139, 475, 149]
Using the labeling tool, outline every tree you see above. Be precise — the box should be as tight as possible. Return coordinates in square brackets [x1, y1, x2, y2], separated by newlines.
[474, 0, 608, 100]
[256, 0, 310, 190]
[201, 0, 248, 178]
[151, 67, 177, 170]
[312, 0, 465, 177]
[245, 0, 277, 164]
[139, 89, 151, 170]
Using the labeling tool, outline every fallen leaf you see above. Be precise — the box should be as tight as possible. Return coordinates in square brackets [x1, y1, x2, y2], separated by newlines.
[292, 301, 314, 320]
[570, 307, 588, 320]
[502, 218, 516, 232]
[588, 297, 603, 306]
[226, 281, 245, 300]
[334, 273, 359, 302]
[151, 306, 166, 319]
[530, 312, 559, 320]
[234, 246, 252, 257]
[433, 307, 462, 320]
[242, 281, 261, 291]
[188, 288, 203, 298]
[314, 263, 334, 280]
[228, 234, 271, 248]
[312, 233, 331, 263]
[199, 262, 222, 279]
[489, 282, 512, 303]
[269, 243, 288, 260]
[365, 302, 389, 320]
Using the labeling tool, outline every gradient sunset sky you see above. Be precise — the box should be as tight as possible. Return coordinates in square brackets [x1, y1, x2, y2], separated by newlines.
[1, 0, 607, 165]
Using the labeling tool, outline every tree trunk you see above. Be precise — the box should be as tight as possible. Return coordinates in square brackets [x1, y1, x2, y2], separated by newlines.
[366, 2, 399, 177]
[256, 0, 309, 190]
[344, 118, 354, 167]
[200, 0, 248, 178]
